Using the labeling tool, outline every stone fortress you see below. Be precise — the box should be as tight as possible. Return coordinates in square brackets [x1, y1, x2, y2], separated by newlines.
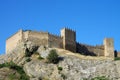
[6, 28, 116, 58]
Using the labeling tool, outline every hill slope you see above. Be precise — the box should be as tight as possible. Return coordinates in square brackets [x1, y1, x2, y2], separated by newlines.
[0, 41, 120, 80]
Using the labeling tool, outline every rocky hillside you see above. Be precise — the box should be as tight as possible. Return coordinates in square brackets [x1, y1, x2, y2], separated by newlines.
[0, 41, 120, 80]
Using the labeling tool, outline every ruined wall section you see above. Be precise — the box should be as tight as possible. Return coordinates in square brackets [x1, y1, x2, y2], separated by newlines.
[27, 31, 49, 47]
[48, 33, 63, 48]
[76, 43, 104, 56]
[6, 30, 23, 53]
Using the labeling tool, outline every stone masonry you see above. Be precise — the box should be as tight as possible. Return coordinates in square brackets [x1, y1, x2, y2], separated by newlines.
[104, 38, 114, 58]
[6, 28, 114, 58]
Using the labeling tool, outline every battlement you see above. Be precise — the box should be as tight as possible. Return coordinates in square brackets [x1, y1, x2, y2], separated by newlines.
[63, 27, 76, 33]
[76, 42, 104, 56]
[77, 42, 104, 50]
[61, 28, 76, 52]
[6, 28, 115, 58]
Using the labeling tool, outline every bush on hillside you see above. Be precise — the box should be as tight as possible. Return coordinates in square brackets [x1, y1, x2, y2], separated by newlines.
[47, 49, 59, 64]
[26, 57, 31, 62]
[58, 66, 63, 71]
[114, 57, 120, 61]
[0, 61, 29, 80]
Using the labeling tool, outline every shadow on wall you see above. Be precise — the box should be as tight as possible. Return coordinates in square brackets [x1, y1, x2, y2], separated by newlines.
[76, 43, 97, 56]
[114, 50, 117, 57]
[114, 50, 120, 58]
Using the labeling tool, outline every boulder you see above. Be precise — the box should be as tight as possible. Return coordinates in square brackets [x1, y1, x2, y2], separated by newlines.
[37, 46, 51, 58]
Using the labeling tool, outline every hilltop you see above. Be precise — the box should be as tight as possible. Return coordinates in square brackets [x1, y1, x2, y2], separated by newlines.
[0, 41, 120, 80]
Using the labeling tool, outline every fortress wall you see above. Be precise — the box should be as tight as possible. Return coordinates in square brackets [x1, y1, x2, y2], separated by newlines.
[117, 52, 120, 57]
[61, 28, 76, 52]
[28, 31, 49, 47]
[65, 40, 76, 52]
[104, 38, 114, 58]
[48, 34, 63, 48]
[6, 30, 23, 53]
[76, 43, 104, 56]
[23, 31, 29, 40]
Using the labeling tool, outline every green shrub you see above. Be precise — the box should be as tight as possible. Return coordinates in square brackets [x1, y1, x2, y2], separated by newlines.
[91, 76, 109, 80]
[47, 49, 59, 64]
[58, 67, 63, 71]
[8, 73, 18, 80]
[26, 58, 31, 62]
[82, 78, 88, 80]
[0, 61, 29, 80]
[61, 73, 67, 80]
[114, 57, 120, 61]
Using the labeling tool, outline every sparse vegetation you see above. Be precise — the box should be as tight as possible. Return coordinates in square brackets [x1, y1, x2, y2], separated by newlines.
[34, 52, 44, 60]
[82, 78, 88, 80]
[82, 76, 109, 80]
[0, 61, 29, 80]
[38, 56, 44, 60]
[91, 76, 109, 80]
[25, 46, 39, 57]
[47, 49, 59, 64]
[8, 73, 18, 80]
[61, 73, 67, 80]
[114, 57, 120, 61]
[34, 52, 39, 55]
[26, 57, 31, 62]
[58, 66, 63, 71]
[38, 77, 49, 80]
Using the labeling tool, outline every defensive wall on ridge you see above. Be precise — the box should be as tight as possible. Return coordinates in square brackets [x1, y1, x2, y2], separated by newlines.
[6, 28, 115, 58]
[6, 30, 63, 53]
[76, 43, 104, 56]
[6, 30, 23, 54]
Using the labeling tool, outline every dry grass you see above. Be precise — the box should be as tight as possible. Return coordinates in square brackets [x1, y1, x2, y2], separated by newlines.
[51, 48, 113, 60]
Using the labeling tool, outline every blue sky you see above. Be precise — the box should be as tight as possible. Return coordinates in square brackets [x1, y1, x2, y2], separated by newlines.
[0, 0, 120, 54]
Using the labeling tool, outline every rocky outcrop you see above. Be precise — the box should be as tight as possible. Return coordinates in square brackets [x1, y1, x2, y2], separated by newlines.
[36, 46, 51, 58]
[23, 54, 120, 80]
[0, 41, 120, 80]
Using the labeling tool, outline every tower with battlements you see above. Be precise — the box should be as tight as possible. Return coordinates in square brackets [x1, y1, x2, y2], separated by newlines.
[6, 28, 115, 59]
[104, 38, 114, 58]
[61, 28, 76, 52]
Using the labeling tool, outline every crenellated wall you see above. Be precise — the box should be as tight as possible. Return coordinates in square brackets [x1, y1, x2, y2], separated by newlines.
[6, 30, 63, 53]
[48, 34, 63, 48]
[27, 31, 49, 47]
[76, 43, 104, 56]
[6, 28, 115, 58]
[61, 28, 76, 52]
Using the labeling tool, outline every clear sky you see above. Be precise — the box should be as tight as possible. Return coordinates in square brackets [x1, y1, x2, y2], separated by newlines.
[0, 0, 120, 54]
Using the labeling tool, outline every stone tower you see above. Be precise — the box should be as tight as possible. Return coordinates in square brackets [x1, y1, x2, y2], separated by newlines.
[61, 28, 76, 52]
[104, 38, 114, 58]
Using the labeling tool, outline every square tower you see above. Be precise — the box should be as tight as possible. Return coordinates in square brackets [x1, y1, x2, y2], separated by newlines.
[104, 38, 114, 58]
[61, 28, 76, 52]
